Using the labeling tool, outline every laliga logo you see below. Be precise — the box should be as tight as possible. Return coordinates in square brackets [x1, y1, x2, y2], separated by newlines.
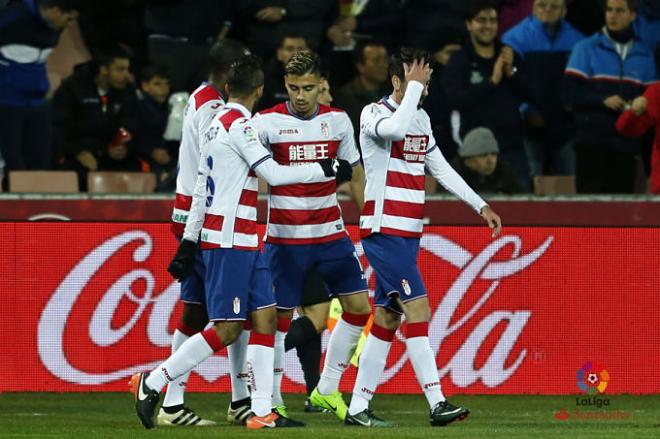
[38, 230, 553, 387]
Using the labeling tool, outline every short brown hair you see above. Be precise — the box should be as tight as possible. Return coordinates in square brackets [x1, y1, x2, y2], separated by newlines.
[284, 50, 321, 77]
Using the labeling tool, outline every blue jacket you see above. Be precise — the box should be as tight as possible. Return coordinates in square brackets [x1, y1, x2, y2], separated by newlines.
[502, 15, 584, 141]
[0, 0, 59, 106]
[562, 30, 658, 152]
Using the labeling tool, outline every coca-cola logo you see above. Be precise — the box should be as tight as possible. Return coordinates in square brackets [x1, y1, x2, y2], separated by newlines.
[37, 230, 553, 388]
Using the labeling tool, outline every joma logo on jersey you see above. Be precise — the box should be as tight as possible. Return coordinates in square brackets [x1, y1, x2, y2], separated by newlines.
[279, 128, 299, 135]
[289, 143, 329, 161]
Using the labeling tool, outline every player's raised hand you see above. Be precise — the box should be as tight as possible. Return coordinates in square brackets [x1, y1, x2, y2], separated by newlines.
[404, 58, 430, 85]
[168, 239, 197, 280]
[480, 205, 502, 238]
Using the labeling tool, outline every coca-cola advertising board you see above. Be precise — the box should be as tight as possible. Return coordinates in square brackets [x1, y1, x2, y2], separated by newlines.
[1, 223, 658, 394]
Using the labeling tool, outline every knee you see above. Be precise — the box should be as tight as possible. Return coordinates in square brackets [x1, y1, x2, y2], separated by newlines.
[214, 321, 243, 346]
[181, 303, 208, 332]
[374, 308, 401, 330]
[340, 292, 372, 315]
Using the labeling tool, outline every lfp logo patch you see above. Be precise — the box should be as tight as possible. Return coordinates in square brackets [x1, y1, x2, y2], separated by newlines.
[577, 362, 609, 394]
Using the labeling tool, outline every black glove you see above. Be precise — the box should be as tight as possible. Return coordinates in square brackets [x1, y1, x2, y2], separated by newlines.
[168, 239, 197, 280]
[318, 158, 339, 177]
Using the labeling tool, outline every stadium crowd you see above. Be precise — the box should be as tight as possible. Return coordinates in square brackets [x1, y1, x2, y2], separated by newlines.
[0, 0, 658, 193]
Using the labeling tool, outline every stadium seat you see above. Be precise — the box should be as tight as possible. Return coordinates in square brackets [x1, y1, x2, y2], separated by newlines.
[8, 171, 79, 193]
[87, 172, 157, 193]
[533, 175, 576, 195]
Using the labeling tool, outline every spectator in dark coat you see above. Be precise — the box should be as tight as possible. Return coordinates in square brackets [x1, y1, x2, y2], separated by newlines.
[53, 50, 142, 188]
[257, 33, 308, 111]
[0, 0, 78, 180]
[442, 0, 534, 190]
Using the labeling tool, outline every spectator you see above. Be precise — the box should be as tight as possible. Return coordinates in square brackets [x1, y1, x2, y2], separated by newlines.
[258, 33, 308, 110]
[333, 41, 389, 143]
[402, 0, 469, 50]
[616, 84, 660, 193]
[502, 0, 585, 178]
[0, 0, 78, 181]
[144, 0, 234, 92]
[133, 65, 177, 185]
[53, 49, 142, 189]
[235, 0, 337, 58]
[339, 0, 404, 52]
[448, 127, 522, 194]
[442, 0, 533, 190]
[565, 0, 604, 36]
[562, 0, 658, 193]
[499, 0, 534, 36]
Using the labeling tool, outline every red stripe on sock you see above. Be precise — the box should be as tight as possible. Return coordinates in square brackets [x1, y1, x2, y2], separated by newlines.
[176, 322, 199, 337]
[249, 332, 275, 347]
[406, 322, 429, 339]
[277, 317, 291, 333]
[370, 324, 396, 342]
[342, 312, 370, 327]
[243, 320, 251, 330]
[201, 328, 224, 352]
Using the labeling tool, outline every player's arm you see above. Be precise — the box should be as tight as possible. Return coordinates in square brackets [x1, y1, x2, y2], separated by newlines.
[366, 81, 424, 140]
[229, 120, 337, 184]
[425, 144, 502, 237]
[337, 113, 365, 209]
[348, 163, 365, 209]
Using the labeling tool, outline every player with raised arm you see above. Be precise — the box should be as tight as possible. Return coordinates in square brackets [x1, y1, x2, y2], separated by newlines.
[250, 50, 371, 421]
[165, 38, 251, 427]
[130, 55, 339, 430]
[345, 48, 502, 427]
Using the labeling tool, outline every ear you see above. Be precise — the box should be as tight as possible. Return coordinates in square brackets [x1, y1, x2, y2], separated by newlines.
[256, 85, 264, 98]
[391, 75, 401, 91]
[224, 83, 230, 97]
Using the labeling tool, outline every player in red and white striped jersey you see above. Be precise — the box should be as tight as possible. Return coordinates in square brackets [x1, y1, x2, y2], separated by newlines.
[346, 48, 502, 427]
[251, 51, 372, 419]
[165, 39, 253, 426]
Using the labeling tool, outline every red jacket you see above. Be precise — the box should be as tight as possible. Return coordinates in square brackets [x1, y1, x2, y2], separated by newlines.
[616, 84, 660, 194]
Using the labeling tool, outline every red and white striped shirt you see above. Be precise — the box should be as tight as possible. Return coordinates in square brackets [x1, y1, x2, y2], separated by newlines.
[171, 83, 225, 236]
[253, 102, 361, 245]
[359, 82, 486, 238]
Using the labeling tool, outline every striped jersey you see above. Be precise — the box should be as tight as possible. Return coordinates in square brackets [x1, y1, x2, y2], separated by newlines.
[253, 102, 361, 245]
[359, 89, 486, 238]
[171, 83, 225, 236]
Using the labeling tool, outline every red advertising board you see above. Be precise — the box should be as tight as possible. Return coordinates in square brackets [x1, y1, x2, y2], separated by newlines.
[1, 223, 658, 394]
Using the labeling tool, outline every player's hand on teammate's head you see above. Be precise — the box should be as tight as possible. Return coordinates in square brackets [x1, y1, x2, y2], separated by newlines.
[168, 239, 197, 280]
[318, 158, 340, 178]
[480, 205, 502, 238]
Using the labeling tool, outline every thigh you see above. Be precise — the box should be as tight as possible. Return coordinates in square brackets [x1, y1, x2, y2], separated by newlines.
[300, 270, 331, 308]
[180, 243, 206, 305]
[603, 151, 637, 193]
[575, 139, 604, 193]
[315, 237, 368, 297]
[22, 105, 52, 169]
[247, 251, 277, 313]
[265, 243, 312, 310]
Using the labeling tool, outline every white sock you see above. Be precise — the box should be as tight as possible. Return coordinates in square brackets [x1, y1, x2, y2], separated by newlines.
[317, 313, 367, 395]
[247, 336, 274, 417]
[162, 329, 192, 407]
[406, 332, 445, 407]
[348, 330, 393, 416]
[146, 329, 220, 393]
[228, 329, 250, 402]
[272, 330, 286, 406]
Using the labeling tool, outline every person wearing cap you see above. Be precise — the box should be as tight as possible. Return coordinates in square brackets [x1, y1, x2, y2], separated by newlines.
[448, 127, 522, 194]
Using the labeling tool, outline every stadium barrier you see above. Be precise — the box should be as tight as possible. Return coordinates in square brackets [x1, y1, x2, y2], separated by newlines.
[1, 221, 657, 394]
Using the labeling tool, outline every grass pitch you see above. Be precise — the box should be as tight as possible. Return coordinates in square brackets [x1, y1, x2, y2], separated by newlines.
[0, 393, 658, 438]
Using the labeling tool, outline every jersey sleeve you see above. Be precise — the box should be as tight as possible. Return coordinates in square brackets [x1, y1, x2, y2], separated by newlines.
[251, 112, 271, 149]
[362, 81, 424, 140]
[336, 112, 361, 165]
[182, 129, 213, 243]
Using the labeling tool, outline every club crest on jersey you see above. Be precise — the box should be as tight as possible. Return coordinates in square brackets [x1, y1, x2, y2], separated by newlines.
[233, 297, 241, 314]
[243, 125, 257, 142]
[401, 279, 412, 296]
[320, 121, 330, 138]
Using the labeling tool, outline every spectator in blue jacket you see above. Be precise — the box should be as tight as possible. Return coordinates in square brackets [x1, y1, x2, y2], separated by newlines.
[503, 0, 585, 178]
[562, 0, 658, 193]
[0, 0, 78, 181]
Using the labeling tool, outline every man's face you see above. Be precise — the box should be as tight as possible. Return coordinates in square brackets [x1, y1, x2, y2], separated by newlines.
[357, 45, 389, 83]
[433, 43, 462, 66]
[465, 153, 498, 176]
[318, 79, 333, 106]
[141, 75, 171, 104]
[466, 9, 498, 46]
[285, 72, 321, 116]
[277, 38, 308, 65]
[101, 58, 131, 90]
[41, 6, 78, 31]
[606, 0, 636, 32]
[533, 0, 566, 25]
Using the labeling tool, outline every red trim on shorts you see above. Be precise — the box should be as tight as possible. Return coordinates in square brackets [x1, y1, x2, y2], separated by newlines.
[370, 324, 396, 342]
[249, 332, 275, 347]
[176, 322, 199, 337]
[405, 322, 429, 339]
[201, 328, 224, 352]
[277, 317, 291, 333]
[342, 312, 370, 327]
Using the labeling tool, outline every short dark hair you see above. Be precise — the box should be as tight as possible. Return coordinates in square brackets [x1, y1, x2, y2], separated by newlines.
[39, 0, 79, 11]
[208, 38, 250, 79]
[467, 0, 499, 21]
[279, 33, 308, 48]
[353, 40, 386, 66]
[227, 54, 264, 97]
[140, 65, 169, 83]
[284, 50, 321, 77]
[93, 47, 130, 70]
[607, 0, 637, 12]
[388, 47, 430, 80]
